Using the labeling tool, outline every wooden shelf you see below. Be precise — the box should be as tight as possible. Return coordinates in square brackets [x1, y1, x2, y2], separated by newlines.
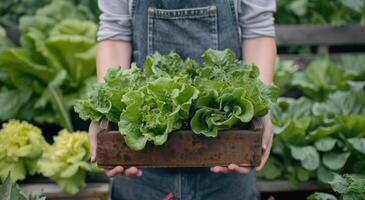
[20, 183, 109, 200]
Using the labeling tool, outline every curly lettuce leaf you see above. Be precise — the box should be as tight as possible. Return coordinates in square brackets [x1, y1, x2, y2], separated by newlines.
[0, 120, 47, 182]
[191, 84, 255, 137]
[119, 77, 199, 150]
[37, 130, 100, 194]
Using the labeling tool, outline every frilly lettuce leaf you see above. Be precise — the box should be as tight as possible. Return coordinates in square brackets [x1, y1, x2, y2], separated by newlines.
[75, 49, 278, 150]
[191, 85, 255, 137]
[119, 77, 199, 150]
[37, 130, 100, 194]
[0, 120, 47, 182]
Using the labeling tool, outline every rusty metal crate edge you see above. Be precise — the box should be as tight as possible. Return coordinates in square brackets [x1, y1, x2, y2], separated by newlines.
[96, 120, 263, 168]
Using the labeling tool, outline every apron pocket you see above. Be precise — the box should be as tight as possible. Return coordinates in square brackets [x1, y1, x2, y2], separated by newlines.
[147, 6, 218, 62]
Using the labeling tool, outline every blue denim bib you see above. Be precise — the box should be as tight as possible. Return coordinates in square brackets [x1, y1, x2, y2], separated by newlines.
[131, 0, 242, 66]
[111, 0, 257, 199]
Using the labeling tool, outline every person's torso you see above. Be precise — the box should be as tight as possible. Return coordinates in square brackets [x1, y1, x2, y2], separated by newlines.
[130, 0, 242, 67]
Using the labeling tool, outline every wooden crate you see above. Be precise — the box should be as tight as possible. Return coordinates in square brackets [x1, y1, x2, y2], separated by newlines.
[96, 120, 263, 168]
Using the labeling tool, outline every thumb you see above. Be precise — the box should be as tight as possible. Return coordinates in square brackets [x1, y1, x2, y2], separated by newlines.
[88, 121, 100, 162]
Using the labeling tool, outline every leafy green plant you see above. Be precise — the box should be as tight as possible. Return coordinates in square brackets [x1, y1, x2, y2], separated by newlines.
[274, 58, 298, 95]
[0, 0, 99, 29]
[276, 0, 365, 25]
[0, 173, 45, 200]
[37, 129, 100, 195]
[259, 88, 365, 187]
[75, 49, 279, 150]
[291, 57, 352, 101]
[0, 1, 97, 130]
[0, 26, 13, 52]
[0, 120, 47, 182]
[307, 173, 365, 200]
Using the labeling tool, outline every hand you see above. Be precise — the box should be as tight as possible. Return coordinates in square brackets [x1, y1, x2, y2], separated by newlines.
[89, 121, 142, 177]
[210, 114, 274, 175]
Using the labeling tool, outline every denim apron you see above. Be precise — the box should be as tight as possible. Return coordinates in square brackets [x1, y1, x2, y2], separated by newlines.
[110, 0, 258, 199]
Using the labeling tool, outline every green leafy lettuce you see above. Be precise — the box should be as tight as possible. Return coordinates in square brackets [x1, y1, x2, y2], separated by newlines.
[0, 1, 97, 130]
[37, 130, 100, 194]
[75, 49, 279, 150]
[119, 77, 199, 150]
[292, 57, 351, 101]
[0, 120, 47, 182]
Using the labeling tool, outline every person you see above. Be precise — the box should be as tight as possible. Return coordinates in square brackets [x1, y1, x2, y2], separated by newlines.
[89, 0, 276, 199]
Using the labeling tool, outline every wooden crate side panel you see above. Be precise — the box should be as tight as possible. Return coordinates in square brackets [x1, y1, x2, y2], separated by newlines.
[96, 130, 262, 168]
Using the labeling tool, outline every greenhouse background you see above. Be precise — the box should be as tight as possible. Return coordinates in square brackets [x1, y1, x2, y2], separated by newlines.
[0, 0, 365, 199]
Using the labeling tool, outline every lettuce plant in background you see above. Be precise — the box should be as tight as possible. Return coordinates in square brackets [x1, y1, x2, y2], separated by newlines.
[0, 173, 45, 200]
[75, 49, 279, 150]
[0, 0, 99, 29]
[37, 130, 100, 195]
[259, 54, 365, 188]
[307, 173, 365, 200]
[0, 26, 13, 52]
[273, 58, 298, 95]
[0, 120, 47, 183]
[276, 0, 365, 25]
[0, 1, 97, 130]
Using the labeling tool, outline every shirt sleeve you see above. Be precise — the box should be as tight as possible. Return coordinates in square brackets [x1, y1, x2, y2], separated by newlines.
[238, 0, 276, 39]
[96, 0, 132, 41]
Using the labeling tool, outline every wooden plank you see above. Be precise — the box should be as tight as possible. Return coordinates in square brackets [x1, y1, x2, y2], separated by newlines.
[21, 183, 109, 200]
[276, 25, 365, 45]
[256, 179, 329, 192]
[96, 121, 263, 168]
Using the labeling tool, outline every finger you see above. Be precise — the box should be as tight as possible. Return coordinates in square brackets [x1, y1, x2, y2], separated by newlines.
[124, 167, 140, 176]
[256, 137, 273, 171]
[210, 166, 230, 174]
[136, 169, 143, 176]
[227, 164, 251, 175]
[88, 122, 99, 162]
[105, 166, 124, 177]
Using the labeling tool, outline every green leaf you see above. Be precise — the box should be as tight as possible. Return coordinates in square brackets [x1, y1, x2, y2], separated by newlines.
[307, 125, 340, 143]
[290, 145, 320, 170]
[307, 192, 337, 200]
[339, 55, 365, 81]
[297, 167, 311, 182]
[289, 0, 308, 16]
[0, 173, 27, 200]
[339, 0, 365, 13]
[257, 157, 282, 179]
[313, 91, 365, 118]
[348, 138, 365, 154]
[37, 130, 100, 194]
[0, 88, 32, 120]
[322, 152, 351, 171]
[317, 166, 335, 184]
[328, 173, 349, 194]
[315, 137, 337, 152]
[292, 58, 351, 101]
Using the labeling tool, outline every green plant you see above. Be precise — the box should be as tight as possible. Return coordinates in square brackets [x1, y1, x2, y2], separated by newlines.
[259, 55, 365, 187]
[0, 173, 45, 200]
[307, 173, 365, 200]
[75, 49, 279, 150]
[37, 129, 100, 195]
[0, 120, 47, 182]
[0, 0, 99, 29]
[0, 1, 97, 130]
[276, 0, 365, 25]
